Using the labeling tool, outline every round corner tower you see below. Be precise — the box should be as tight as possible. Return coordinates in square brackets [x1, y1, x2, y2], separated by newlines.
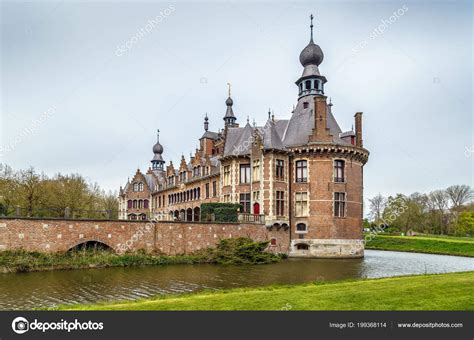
[287, 15, 369, 258]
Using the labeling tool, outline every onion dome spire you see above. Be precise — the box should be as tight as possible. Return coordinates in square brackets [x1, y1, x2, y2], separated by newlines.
[299, 14, 324, 67]
[296, 14, 327, 99]
[223, 82, 237, 126]
[151, 129, 165, 171]
[204, 113, 209, 131]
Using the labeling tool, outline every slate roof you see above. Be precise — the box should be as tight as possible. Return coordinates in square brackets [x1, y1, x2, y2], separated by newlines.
[200, 130, 220, 140]
[263, 119, 286, 151]
[222, 95, 352, 156]
[282, 95, 348, 147]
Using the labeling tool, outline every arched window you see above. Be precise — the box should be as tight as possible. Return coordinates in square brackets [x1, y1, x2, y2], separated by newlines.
[138, 200, 143, 209]
[133, 200, 137, 208]
[144, 199, 149, 209]
[305, 80, 311, 90]
[138, 182, 144, 191]
[194, 207, 200, 221]
[186, 208, 193, 221]
[127, 200, 132, 209]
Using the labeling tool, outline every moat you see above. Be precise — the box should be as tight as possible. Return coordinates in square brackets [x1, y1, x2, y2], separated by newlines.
[1, 250, 473, 310]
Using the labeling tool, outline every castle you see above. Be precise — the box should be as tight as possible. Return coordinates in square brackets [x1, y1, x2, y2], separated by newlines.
[118, 16, 369, 258]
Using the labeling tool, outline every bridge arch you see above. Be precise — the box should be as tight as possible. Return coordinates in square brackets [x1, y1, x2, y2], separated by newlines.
[67, 240, 115, 252]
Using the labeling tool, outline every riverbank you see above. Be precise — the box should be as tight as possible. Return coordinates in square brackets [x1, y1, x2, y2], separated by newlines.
[0, 238, 283, 273]
[365, 234, 474, 257]
[53, 271, 474, 310]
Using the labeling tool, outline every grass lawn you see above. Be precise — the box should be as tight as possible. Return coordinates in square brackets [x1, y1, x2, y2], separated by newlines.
[54, 271, 474, 311]
[365, 235, 474, 257]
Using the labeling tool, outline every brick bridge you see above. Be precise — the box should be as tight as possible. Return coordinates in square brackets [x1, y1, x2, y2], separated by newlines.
[0, 218, 290, 254]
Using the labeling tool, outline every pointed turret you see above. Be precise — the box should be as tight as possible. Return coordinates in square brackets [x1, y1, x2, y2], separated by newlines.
[223, 83, 237, 127]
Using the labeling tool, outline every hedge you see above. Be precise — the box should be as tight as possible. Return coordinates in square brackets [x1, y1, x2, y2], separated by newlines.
[201, 203, 242, 223]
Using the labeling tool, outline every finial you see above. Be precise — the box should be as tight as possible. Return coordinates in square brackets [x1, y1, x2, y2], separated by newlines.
[227, 82, 231, 97]
[247, 116, 249, 124]
[271, 110, 275, 122]
[204, 113, 209, 131]
[157, 129, 160, 142]
[328, 97, 333, 106]
[310, 14, 314, 42]
[268, 108, 271, 119]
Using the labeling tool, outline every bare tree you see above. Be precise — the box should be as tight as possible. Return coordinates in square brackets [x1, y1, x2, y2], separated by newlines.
[446, 185, 473, 209]
[429, 190, 450, 234]
[368, 194, 387, 223]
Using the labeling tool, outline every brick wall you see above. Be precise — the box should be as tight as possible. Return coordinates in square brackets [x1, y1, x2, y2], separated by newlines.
[0, 218, 289, 254]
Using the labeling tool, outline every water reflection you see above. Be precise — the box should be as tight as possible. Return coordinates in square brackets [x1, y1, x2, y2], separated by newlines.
[0, 250, 472, 310]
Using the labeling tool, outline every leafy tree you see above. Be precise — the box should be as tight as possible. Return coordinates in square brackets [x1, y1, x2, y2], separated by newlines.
[455, 212, 474, 236]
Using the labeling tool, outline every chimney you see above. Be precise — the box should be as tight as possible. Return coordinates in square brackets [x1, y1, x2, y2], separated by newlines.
[310, 96, 332, 142]
[354, 112, 363, 147]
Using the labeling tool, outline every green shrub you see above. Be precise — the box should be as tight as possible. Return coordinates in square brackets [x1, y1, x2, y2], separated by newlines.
[201, 203, 241, 222]
[204, 237, 281, 265]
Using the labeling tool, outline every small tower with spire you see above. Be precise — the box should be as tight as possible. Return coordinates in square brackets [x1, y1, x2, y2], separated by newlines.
[223, 83, 237, 127]
[296, 14, 327, 99]
[204, 113, 209, 131]
[151, 129, 165, 171]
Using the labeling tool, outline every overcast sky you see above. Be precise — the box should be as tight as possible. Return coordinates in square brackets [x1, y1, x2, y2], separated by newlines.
[1, 0, 472, 207]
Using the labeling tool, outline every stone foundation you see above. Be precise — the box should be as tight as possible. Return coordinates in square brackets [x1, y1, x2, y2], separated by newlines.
[289, 239, 364, 258]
